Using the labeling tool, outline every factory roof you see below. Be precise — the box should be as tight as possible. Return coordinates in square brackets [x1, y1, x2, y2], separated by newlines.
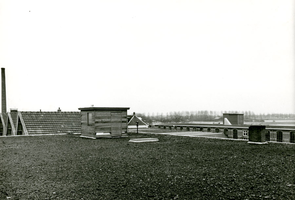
[4, 111, 81, 135]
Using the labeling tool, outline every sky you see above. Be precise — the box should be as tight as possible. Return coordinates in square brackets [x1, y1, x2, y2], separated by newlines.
[0, 0, 294, 115]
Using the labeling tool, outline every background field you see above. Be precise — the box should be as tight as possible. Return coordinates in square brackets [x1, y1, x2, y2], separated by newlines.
[0, 133, 295, 199]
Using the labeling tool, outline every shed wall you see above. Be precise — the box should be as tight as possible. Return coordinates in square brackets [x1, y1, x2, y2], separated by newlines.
[81, 112, 95, 138]
[81, 110, 128, 138]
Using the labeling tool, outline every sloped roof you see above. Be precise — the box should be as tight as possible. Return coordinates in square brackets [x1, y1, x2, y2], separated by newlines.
[128, 115, 148, 126]
[0, 113, 7, 135]
[20, 111, 81, 134]
[7, 113, 16, 135]
[10, 111, 18, 128]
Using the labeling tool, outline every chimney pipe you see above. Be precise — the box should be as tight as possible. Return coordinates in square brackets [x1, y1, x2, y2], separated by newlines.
[1, 68, 7, 114]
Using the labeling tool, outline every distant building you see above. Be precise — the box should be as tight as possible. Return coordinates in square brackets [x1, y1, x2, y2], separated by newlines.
[127, 112, 149, 129]
[223, 113, 244, 125]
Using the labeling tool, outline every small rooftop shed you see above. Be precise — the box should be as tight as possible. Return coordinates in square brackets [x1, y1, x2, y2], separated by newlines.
[223, 113, 244, 125]
[79, 107, 130, 139]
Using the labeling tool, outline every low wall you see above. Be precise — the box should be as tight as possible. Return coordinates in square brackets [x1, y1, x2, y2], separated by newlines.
[155, 124, 295, 143]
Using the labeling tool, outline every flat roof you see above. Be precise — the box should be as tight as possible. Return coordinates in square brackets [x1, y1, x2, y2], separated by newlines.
[78, 107, 130, 111]
[223, 113, 244, 115]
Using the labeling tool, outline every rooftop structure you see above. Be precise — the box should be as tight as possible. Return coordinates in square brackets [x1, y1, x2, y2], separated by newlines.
[79, 107, 130, 139]
[127, 112, 149, 129]
[1, 109, 81, 136]
[223, 113, 244, 125]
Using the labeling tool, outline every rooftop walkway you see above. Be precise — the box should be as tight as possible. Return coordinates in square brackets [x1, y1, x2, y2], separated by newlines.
[140, 131, 229, 139]
[139, 130, 295, 144]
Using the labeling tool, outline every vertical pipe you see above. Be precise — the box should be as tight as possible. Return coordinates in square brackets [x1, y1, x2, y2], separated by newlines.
[1, 68, 6, 114]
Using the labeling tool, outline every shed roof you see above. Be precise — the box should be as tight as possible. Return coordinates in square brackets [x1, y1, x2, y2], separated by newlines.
[223, 113, 244, 115]
[79, 107, 130, 111]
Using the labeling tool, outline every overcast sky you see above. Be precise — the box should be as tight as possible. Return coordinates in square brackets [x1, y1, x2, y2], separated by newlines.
[0, 0, 294, 115]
